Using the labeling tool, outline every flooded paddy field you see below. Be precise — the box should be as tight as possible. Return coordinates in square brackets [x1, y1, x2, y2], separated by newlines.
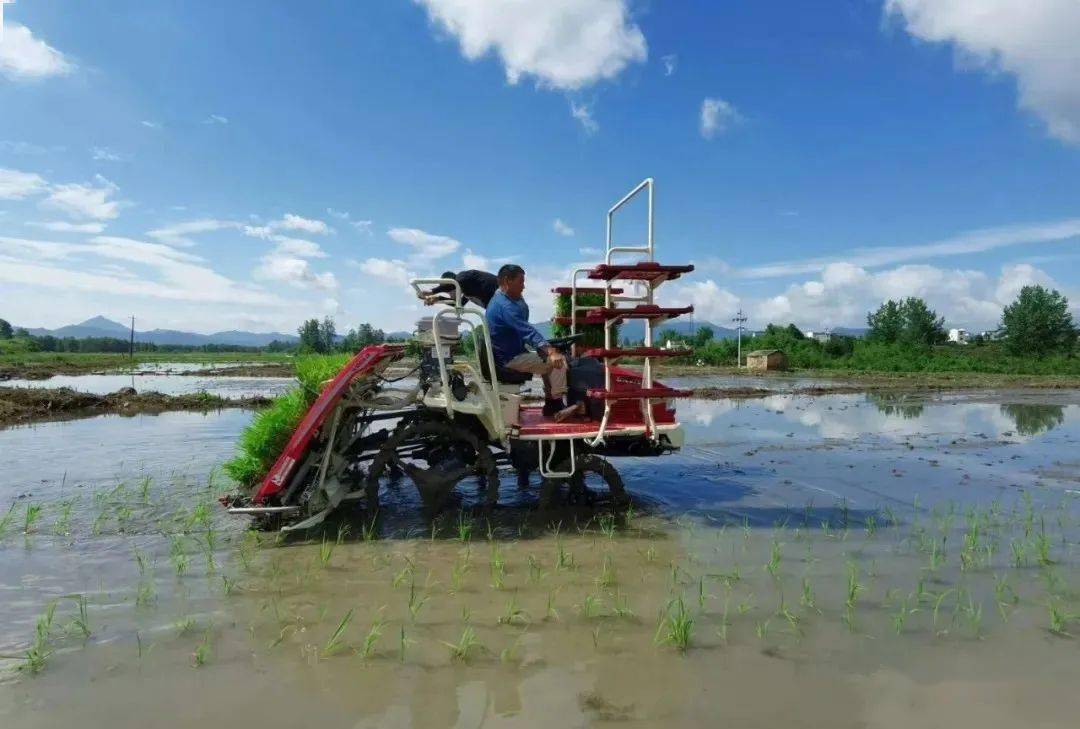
[1, 391, 1079, 727]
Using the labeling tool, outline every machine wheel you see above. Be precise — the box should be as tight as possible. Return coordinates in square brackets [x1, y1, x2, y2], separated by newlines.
[567, 454, 628, 508]
[365, 419, 499, 512]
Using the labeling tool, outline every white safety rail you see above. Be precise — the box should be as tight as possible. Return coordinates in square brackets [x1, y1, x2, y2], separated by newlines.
[410, 277, 507, 444]
[569, 178, 664, 447]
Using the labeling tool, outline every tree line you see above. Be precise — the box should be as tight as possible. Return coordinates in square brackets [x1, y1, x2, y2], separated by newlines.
[658, 285, 1078, 374]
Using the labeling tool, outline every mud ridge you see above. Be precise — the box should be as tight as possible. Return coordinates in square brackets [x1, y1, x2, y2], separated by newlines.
[0, 386, 271, 428]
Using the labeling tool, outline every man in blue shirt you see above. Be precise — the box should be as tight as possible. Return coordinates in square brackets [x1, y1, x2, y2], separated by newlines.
[486, 264, 576, 419]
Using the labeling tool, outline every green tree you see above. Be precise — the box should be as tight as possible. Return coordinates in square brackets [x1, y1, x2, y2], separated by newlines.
[867, 300, 904, 343]
[867, 298, 944, 346]
[899, 297, 945, 346]
[297, 318, 324, 353]
[0, 318, 12, 339]
[1001, 285, 1077, 357]
[692, 326, 714, 348]
[318, 316, 336, 353]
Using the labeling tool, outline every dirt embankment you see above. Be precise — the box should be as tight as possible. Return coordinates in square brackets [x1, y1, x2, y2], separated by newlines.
[176, 364, 295, 377]
[0, 386, 271, 428]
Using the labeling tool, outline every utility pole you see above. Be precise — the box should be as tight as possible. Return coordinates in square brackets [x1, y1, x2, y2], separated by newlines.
[732, 309, 747, 367]
[129, 316, 135, 361]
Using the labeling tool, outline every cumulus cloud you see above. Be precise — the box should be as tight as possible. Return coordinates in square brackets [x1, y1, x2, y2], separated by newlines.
[327, 208, 374, 235]
[91, 147, 124, 162]
[356, 257, 412, 287]
[253, 253, 337, 291]
[886, 0, 1080, 144]
[415, 0, 647, 91]
[278, 213, 331, 235]
[0, 167, 48, 199]
[0, 23, 73, 80]
[553, 218, 575, 237]
[387, 227, 462, 260]
[271, 237, 327, 259]
[700, 97, 741, 139]
[41, 176, 122, 220]
[569, 100, 599, 133]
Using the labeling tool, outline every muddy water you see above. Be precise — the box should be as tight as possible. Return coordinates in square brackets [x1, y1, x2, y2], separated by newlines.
[1, 392, 1079, 727]
[1, 373, 295, 398]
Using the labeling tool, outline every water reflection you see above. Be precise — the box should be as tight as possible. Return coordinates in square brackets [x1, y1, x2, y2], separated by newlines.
[867, 392, 925, 418]
[1000, 403, 1065, 436]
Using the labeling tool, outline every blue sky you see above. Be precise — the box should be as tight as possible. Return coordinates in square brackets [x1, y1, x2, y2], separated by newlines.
[1, 0, 1078, 334]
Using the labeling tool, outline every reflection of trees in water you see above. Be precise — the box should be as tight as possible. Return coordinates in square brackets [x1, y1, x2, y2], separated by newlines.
[867, 393, 925, 419]
[1000, 403, 1065, 436]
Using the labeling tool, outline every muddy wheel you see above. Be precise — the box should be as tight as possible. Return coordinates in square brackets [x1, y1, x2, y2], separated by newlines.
[567, 454, 627, 508]
[365, 419, 499, 512]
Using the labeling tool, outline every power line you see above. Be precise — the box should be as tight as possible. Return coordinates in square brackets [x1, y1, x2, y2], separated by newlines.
[732, 309, 748, 367]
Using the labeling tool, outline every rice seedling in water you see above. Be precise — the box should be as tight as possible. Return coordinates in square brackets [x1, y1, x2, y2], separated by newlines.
[613, 591, 634, 619]
[766, 539, 783, 578]
[136, 581, 156, 607]
[931, 589, 955, 635]
[596, 555, 617, 589]
[1047, 601, 1074, 637]
[527, 554, 547, 583]
[322, 608, 355, 657]
[221, 574, 236, 596]
[318, 535, 336, 568]
[716, 599, 731, 644]
[545, 590, 560, 622]
[489, 545, 506, 589]
[1, 602, 58, 674]
[1011, 539, 1027, 568]
[175, 617, 197, 636]
[52, 500, 76, 536]
[0, 504, 18, 540]
[800, 576, 819, 613]
[843, 561, 862, 631]
[892, 597, 913, 635]
[993, 573, 1018, 621]
[963, 594, 983, 638]
[864, 514, 877, 537]
[499, 593, 529, 626]
[598, 513, 617, 539]
[23, 503, 43, 534]
[407, 581, 429, 621]
[170, 539, 190, 576]
[443, 625, 483, 662]
[655, 596, 693, 652]
[192, 627, 213, 667]
[754, 619, 770, 641]
[63, 594, 91, 638]
[359, 613, 387, 659]
[580, 594, 604, 619]
[555, 539, 575, 571]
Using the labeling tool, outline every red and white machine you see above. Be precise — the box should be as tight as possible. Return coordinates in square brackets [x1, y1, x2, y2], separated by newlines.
[223, 179, 695, 529]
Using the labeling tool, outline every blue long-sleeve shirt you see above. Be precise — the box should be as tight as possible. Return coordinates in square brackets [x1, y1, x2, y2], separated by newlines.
[485, 290, 549, 365]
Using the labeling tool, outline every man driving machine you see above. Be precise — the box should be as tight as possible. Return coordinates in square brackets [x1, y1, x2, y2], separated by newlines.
[486, 264, 582, 423]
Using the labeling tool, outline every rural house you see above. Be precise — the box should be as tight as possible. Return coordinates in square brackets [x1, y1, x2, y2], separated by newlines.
[746, 349, 787, 371]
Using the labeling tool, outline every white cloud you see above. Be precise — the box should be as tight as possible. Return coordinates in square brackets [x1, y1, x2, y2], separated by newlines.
[736, 218, 1080, 279]
[272, 237, 327, 259]
[700, 97, 740, 139]
[278, 213, 331, 235]
[203, 114, 229, 125]
[553, 218, 575, 237]
[661, 53, 677, 76]
[327, 208, 374, 234]
[26, 220, 106, 234]
[462, 248, 489, 270]
[41, 176, 122, 220]
[91, 147, 124, 162]
[579, 246, 602, 256]
[356, 257, 412, 287]
[140, 120, 161, 130]
[148, 219, 240, 247]
[886, 0, 1080, 145]
[0, 167, 48, 199]
[387, 226, 462, 260]
[0, 23, 73, 80]
[569, 100, 599, 133]
[0, 140, 62, 155]
[415, 0, 647, 91]
[253, 253, 337, 291]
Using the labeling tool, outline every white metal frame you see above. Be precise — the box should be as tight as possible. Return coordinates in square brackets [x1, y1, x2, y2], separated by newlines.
[410, 277, 507, 444]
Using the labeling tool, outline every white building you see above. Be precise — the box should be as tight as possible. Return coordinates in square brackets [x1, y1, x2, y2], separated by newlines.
[948, 328, 969, 344]
[803, 329, 832, 343]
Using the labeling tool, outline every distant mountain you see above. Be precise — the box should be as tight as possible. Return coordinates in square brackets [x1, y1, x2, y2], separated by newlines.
[22, 316, 299, 347]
